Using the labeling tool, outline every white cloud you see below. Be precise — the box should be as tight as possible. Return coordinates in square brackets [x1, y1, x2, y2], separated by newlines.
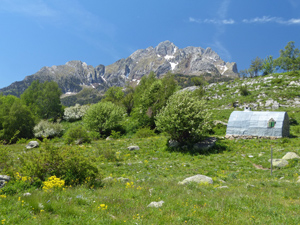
[189, 17, 235, 25]
[242, 16, 300, 25]
[190, 16, 300, 26]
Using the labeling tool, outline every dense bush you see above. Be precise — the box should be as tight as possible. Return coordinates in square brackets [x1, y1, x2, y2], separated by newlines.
[155, 91, 211, 143]
[33, 120, 63, 138]
[18, 143, 100, 186]
[134, 127, 156, 138]
[63, 104, 90, 122]
[240, 85, 250, 96]
[64, 126, 91, 144]
[0, 101, 35, 143]
[83, 102, 125, 136]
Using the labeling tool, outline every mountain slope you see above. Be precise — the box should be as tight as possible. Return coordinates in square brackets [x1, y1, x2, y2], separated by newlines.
[0, 41, 238, 97]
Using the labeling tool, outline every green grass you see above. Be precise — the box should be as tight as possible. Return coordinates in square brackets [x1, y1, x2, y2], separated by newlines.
[2, 135, 300, 224]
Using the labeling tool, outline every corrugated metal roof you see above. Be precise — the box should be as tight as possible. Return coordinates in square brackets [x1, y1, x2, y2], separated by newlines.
[226, 111, 289, 137]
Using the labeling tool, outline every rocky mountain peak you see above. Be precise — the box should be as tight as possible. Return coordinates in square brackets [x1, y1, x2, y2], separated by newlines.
[0, 40, 239, 99]
[155, 40, 177, 56]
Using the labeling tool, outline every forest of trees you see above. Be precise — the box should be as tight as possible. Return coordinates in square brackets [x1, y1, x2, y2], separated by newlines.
[240, 41, 300, 78]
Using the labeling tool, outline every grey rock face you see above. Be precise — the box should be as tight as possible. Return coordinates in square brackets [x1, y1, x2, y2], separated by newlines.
[0, 41, 238, 97]
[178, 174, 213, 185]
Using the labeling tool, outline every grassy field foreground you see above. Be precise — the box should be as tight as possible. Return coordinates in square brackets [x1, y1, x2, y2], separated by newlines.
[1, 136, 300, 224]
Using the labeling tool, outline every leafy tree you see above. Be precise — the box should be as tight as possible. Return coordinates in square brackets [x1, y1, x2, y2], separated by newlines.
[83, 101, 125, 136]
[121, 85, 135, 115]
[249, 57, 263, 77]
[155, 90, 211, 143]
[238, 69, 249, 78]
[275, 41, 300, 72]
[262, 55, 276, 75]
[132, 72, 179, 128]
[21, 80, 63, 120]
[102, 86, 124, 104]
[1, 101, 35, 143]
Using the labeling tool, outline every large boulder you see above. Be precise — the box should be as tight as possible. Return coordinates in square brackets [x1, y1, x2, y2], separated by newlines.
[178, 174, 213, 185]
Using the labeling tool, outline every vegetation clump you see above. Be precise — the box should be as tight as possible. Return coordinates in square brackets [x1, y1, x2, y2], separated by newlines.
[33, 120, 63, 139]
[63, 104, 90, 122]
[155, 90, 211, 143]
[64, 126, 91, 144]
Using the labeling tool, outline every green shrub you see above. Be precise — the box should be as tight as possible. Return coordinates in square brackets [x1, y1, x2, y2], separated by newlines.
[33, 120, 63, 139]
[240, 85, 250, 96]
[134, 127, 156, 138]
[63, 104, 90, 122]
[83, 102, 125, 137]
[64, 126, 91, 144]
[155, 91, 211, 143]
[110, 130, 122, 139]
[18, 143, 100, 186]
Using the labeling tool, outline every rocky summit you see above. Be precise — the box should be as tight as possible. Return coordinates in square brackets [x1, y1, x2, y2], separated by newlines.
[0, 41, 238, 97]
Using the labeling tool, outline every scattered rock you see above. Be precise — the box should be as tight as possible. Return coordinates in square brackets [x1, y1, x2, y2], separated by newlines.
[213, 120, 227, 126]
[0, 175, 10, 181]
[168, 140, 179, 148]
[75, 138, 83, 145]
[128, 146, 140, 151]
[147, 201, 164, 208]
[102, 177, 114, 182]
[178, 175, 213, 185]
[193, 137, 217, 151]
[268, 159, 289, 168]
[282, 152, 300, 160]
[217, 186, 228, 189]
[26, 141, 39, 149]
[0, 175, 10, 188]
[23, 193, 31, 197]
[117, 177, 130, 183]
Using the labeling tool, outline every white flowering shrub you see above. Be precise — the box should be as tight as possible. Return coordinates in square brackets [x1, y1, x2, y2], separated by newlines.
[63, 104, 90, 122]
[34, 120, 63, 138]
[155, 91, 211, 143]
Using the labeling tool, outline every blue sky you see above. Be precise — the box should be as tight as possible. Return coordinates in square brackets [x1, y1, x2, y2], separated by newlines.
[0, 0, 299, 88]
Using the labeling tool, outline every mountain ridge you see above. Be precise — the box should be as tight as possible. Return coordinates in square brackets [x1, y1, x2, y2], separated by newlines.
[0, 41, 238, 97]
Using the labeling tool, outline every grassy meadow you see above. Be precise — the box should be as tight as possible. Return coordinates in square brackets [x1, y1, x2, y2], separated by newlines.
[1, 134, 300, 224]
[2, 71, 300, 224]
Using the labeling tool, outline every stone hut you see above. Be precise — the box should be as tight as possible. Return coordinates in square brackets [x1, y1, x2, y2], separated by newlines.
[226, 107, 289, 138]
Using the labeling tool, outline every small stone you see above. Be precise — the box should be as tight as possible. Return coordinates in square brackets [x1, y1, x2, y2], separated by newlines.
[26, 141, 39, 149]
[217, 186, 228, 189]
[0, 175, 10, 181]
[23, 193, 31, 197]
[147, 200, 164, 208]
[102, 177, 114, 182]
[117, 177, 129, 183]
[178, 175, 213, 185]
[268, 159, 289, 168]
[128, 146, 140, 151]
[248, 155, 254, 158]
